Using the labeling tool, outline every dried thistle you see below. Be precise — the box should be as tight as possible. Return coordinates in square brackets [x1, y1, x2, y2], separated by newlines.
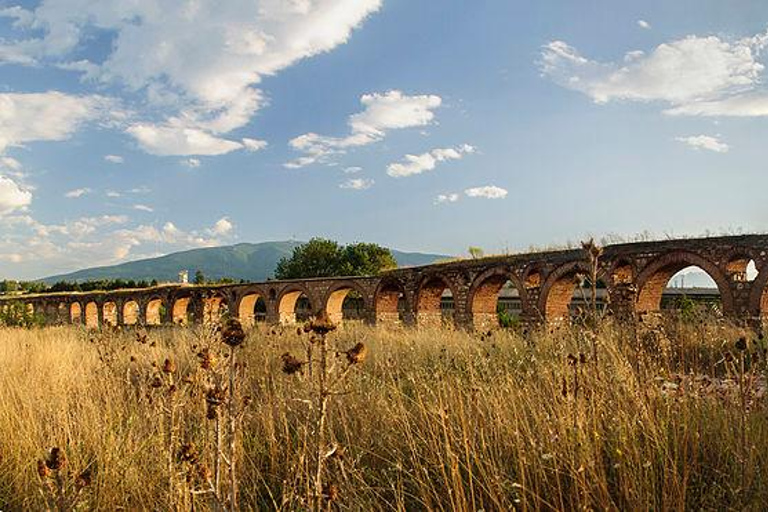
[37, 459, 50, 479]
[221, 318, 246, 347]
[323, 482, 339, 502]
[345, 342, 367, 365]
[45, 447, 66, 471]
[197, 348, 216, 370]
[281, 352, 305, 375]
[162, 358, 176, 374]
[307, 313, 336, 335]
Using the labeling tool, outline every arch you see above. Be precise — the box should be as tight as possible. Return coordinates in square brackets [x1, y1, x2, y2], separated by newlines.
[202, 293, 229, 325]
[539, 262, 602, 323]
[70, 302, 82, 324]
[375, 278, 406, 326]
[468, 267, 526, 331]
[123, 300, 140, 325]
[636, 251, 733, 315]
[84, 302, 99, 329]
[277, 287, 313, 325]
[610, 259, 635, 285]
[724, 252, 757, 283]
[146, 298, 165, 325]
[324, 282, 369, 325]
[103, 301, 118, 326]
[238, 292, 267, 327]
[172, 296, 192, 325]
[416, 274, 456, 327]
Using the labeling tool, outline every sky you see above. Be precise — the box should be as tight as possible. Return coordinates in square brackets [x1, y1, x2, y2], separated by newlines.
[2, 0, 768, 280]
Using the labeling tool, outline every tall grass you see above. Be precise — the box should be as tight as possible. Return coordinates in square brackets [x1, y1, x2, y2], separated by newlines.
[0, 318, 765, 510]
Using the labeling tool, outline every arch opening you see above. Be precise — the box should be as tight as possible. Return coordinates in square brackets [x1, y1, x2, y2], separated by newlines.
[70, 303, 82, 324]
[103, 301, 118, 326]
[278, 290, 312, 325]
[325, 288, 366, 325]
[417, 276, 454, 327]
[203, 295, 229, 325]
[85, 302, 99, 329]
[375, 281, 405, 326]
[146, 298, 165, 325]
[238, 293, 267, 327]
[172, 297, 192, 325]
[471, 272, 522, 331]
[726, 256, 757, 283]
[123, 300, 140, 325]
[542, 267, 607, 323]
[639, 264, 722, 317]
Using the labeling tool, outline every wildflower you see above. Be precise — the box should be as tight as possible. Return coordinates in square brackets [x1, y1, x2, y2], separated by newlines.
[221, 318, 246, 347]
[162, 358, 176, 374]
[45, 447, 66, 471]
[345, 342, 367, 365]
[281, 353, 304, 375]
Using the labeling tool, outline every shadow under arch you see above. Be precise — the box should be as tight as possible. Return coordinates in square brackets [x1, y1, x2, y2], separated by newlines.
[277, 286, 313, 325]
[635, 251, 733, 315]
[323, 281, 370, 325]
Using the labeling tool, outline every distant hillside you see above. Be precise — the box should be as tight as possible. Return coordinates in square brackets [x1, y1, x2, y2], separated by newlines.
[41, 241, 448, 284]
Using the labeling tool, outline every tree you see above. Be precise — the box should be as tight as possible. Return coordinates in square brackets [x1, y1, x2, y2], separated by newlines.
[275, 238, 397, 279]
[468, 246, 484, 259]
[194, 270, 206, 285]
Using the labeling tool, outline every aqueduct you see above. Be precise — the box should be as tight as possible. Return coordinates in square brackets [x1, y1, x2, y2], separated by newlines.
[4, 234, 768, 330]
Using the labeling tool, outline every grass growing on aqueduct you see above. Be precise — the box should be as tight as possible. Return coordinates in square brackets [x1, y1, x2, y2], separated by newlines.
[0, 318, 766, 510]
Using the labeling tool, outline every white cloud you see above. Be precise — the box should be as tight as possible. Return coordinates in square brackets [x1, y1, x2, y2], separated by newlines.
[435, 193, 459, 204]
[65, 188, 91, 198]
[665, 92, 768, 116]
[0, 175, 32, 215]
[0, 92, 109, 153]
[104, 154, 124, 164]
[637, 20, 651, 30]
[286, 90, 442, 168]
[675, 134, 730, 153]
[181, 158, 202, 168]
[0, 156, 22, 171]
[343, 166, 362, 174]
[339, 177, 374, 190]
[540, 32, 767, 111]
[387, 144, 475, 178]
[0, 1, 383, 157]
[242, 137, 268, 152]
[106, 190, 121, 198]
[465, 185, 508, 199]
[209, 217, 233, 236]
[133, 204, 154, 212]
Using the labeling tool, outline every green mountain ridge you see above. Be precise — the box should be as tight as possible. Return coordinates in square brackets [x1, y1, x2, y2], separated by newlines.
[41, 241, 448, 284]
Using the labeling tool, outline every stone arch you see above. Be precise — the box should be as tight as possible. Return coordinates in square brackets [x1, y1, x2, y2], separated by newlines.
[375, 278, 406, 325]
[522, 266, 543, 290]
[636, 251, 733, 315]
[172, 296, 193, 325]
[238, 291, 267, 327]
[84, 301, 99, 329]
[416, 273, 457, 327]
[724, 251, 758, 283]
[145, 297, 165, 325]
[323, 281, 370, 325]
[468, 266, 526, 330]
[70, 302, 82, 324]
[277, 286, 313, 325]
[103, 301, 118, 326]
[202, 293, 229, 325]
[610, 258, 635, 285]
[123, 300, 140, 325]
[539, 261, 598, 322]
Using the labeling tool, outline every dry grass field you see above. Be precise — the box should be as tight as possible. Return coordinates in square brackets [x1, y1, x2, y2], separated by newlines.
[0, 317, 766, 510]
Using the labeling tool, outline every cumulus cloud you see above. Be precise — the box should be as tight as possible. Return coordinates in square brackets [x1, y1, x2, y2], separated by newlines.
[675, 134, 730, 153]
[465, 185, 508, 199]
[637, 20, 651, 30]
[387, 144, 475, 178]
[209, 217, 233, 236]
[0, 175, 32, 215]
[0, 1, 383, 156]
[435, 193, 460, 204]
[242, 137, 268, 152]
[286, 90, 442, 168]
[0, 92, 110, 153]
[339, 177, 374, 190]
[65, 188, 91, 198]
[540, 30, 768, 116]
[104, 154, 124, 164]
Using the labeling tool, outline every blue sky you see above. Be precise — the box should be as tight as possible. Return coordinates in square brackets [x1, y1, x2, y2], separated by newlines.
[1, 0, 768, 280]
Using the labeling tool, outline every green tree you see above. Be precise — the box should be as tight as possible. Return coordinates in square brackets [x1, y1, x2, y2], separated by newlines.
[194, 270, 206, 285]
[468, 246, 484, 259]
[275, 238, 397, 279]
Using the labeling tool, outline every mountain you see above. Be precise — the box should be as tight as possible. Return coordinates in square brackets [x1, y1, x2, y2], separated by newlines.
[41, 241, 448, 284]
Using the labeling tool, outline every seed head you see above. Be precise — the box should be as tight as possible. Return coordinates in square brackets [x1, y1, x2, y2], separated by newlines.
[345, 342, 367, 365]
[76, 468, 92, 489]
[197, 348, 216, 370]
[735, 337, 747, 351]
[150, 375, 163, 388]
[37, 459, 50, 479]
[178, 442, 198, 465]
[308, 313, 336, 335]
[567, 353, 578, 366]
[221, 318, 246, 347]
[323, 483, 340, 501]
[281, 352, 304, 375]
[206, 385, 226, 407]
[45, 447, 66, 471]
[162, 358, 176, 374]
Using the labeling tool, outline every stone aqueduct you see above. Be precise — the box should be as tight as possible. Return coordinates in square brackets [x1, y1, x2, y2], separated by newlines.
[5, 235, 768, 330]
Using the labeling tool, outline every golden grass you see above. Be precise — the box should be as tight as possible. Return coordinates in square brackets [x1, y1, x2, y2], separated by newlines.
[0, 319, 766, 510]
